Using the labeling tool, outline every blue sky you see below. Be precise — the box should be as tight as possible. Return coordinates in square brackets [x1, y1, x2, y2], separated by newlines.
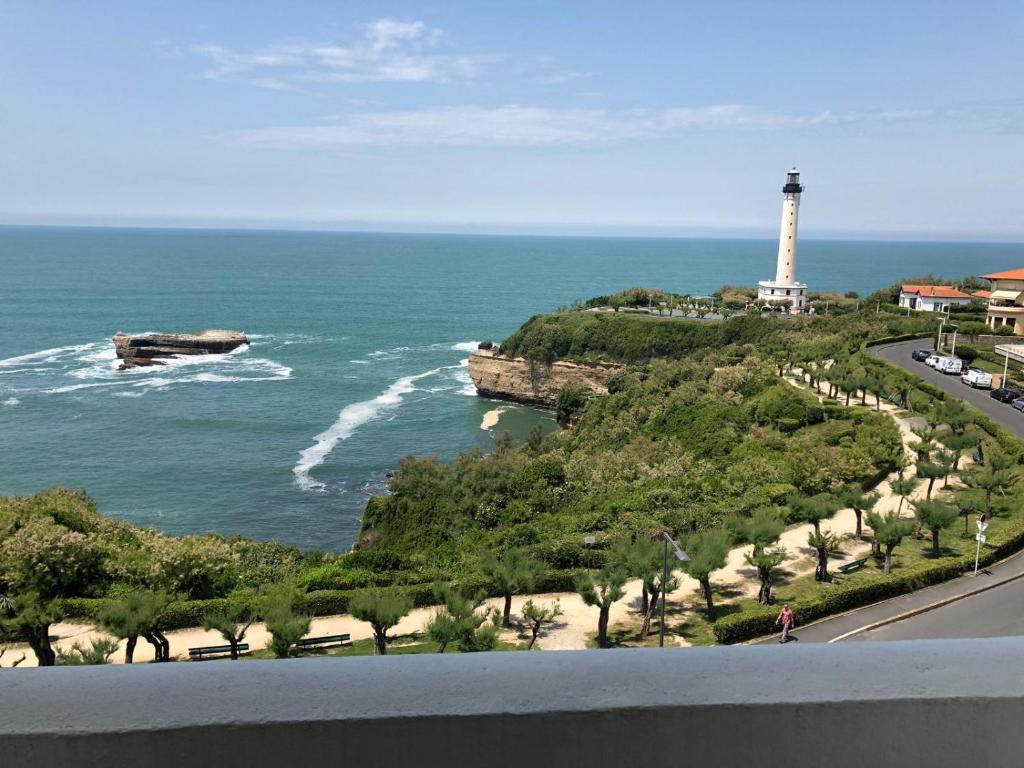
[2, 1, 1023, 238]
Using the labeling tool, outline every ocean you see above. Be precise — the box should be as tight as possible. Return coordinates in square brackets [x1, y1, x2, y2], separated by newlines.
[1, 227, 1021, 550]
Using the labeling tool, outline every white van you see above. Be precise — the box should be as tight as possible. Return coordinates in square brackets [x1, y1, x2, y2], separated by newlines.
[936, 357, 963, 375]
[925, 354, 941, 367]
[961, 368, 993, 389]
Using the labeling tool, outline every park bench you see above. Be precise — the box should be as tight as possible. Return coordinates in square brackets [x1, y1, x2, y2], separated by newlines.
[294, 634, 350, 651]
[837, 557, 868, 574]
[188, 643, 250, 660]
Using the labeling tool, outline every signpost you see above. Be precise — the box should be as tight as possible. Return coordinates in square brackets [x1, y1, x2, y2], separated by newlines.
[974, 515, 989, 576]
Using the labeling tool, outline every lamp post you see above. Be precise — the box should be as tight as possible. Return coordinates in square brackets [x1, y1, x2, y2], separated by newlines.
[659, 531, 690, 648]
[949, 325, 959, 357]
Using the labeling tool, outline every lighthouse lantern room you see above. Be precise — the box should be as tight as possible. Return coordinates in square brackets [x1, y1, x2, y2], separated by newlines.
[757, 168, 808, 312]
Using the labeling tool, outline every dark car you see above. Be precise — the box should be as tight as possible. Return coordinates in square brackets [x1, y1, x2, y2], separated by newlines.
[991, 387, 1021, 403]
[911, 348, 933, 362]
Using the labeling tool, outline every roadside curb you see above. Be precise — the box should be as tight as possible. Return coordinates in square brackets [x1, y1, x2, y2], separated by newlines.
[743, 547, 1024, 646]
[826, 567, 1024, 643]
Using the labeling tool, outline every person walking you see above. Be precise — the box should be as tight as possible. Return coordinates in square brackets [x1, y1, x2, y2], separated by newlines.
[775, 603, 795, 644]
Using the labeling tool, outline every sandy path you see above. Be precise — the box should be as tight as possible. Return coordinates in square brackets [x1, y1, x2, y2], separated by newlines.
[3, 370, 952, 666]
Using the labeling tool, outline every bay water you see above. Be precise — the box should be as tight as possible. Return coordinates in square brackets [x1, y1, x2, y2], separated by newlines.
[1, 227, 1020, 550]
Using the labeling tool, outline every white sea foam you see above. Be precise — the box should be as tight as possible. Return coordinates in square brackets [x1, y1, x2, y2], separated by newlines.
[454, 358, 476, 396]
[450, 341, 481, 352]
[2, 397, 19, 406]
[293, 363, 460, 492]
[112, 391, 144, 398]
[0, 343, 97, 367]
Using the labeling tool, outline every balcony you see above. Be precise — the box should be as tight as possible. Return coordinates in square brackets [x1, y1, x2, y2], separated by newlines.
[3, 638, 1024, 766]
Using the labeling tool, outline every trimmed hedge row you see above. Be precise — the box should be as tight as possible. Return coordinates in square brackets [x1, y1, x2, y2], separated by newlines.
[713, 517, 1024, 644]
[57, 569, 581, 631]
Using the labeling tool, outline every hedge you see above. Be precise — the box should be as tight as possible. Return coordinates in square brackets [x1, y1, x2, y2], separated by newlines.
[713, 516, 1024, 644]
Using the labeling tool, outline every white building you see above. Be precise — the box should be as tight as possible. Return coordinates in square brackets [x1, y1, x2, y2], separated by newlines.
[757, 169, 807, 312]
[898, 284, 972, 313]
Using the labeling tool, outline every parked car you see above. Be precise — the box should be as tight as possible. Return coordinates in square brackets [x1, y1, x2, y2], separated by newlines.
[1012, 398, 1024, 413]
[991, 387, 1021, 403]
[936, 357, 963, 375]
[961, 368, 993, 389]
[912, 348, 933, 362]
[925, 354, 941, 367]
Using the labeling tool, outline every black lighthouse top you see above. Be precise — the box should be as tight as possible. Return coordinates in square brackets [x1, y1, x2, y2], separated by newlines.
[782, 169, 803, 194]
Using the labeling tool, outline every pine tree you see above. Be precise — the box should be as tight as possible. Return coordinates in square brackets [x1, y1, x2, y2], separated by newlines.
[349, 588, 413, 656]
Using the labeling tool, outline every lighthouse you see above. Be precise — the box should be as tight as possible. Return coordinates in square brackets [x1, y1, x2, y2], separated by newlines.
[757, 168, 808, 312]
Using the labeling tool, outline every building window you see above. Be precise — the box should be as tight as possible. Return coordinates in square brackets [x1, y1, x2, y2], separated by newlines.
[1010, 318, 1017, 329]
[786, 290, 791, 296]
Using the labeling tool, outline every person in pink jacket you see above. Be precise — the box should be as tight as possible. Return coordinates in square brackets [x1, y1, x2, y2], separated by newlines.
[776, 604, 795, 643]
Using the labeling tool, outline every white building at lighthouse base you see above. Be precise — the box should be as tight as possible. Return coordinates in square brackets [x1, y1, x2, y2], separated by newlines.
[757, 279, 807, 312]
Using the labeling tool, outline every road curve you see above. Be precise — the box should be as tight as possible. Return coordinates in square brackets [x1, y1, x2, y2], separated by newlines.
[870, 338, 1024, 440]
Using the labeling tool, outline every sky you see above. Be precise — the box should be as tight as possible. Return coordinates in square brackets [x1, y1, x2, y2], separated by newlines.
[1, 1, 1023, 239]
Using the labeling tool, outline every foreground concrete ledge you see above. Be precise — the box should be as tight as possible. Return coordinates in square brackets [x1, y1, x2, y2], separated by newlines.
[3, 639, 1024, 766]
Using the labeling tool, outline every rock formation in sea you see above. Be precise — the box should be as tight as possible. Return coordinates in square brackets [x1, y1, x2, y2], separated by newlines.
[467, 347, 621, 407]
[113, 330, 249, 370]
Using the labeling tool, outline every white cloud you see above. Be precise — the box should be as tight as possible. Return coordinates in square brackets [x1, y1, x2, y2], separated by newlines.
[190, 18, 485, 85]
[230, 104, 909, 149]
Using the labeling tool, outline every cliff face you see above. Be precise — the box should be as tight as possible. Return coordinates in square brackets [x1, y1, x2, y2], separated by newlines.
[468, 349, 622, 407]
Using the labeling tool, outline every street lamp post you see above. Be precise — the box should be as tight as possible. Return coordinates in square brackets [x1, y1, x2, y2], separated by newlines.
[659, 531, 690, 648]
[950, 326, 959, 357]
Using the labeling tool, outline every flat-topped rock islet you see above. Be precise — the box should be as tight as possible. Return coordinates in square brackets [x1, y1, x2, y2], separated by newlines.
[113, 330, 249, 369]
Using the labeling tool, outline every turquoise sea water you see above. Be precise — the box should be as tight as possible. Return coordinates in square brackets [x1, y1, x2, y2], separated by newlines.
[1, 227, 1021, 550]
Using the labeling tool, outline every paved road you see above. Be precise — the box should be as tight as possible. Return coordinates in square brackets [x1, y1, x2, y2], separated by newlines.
[755, 550, 1024, 644]
[871, 338, 1024, 440]
[846, 575, 1024, 642]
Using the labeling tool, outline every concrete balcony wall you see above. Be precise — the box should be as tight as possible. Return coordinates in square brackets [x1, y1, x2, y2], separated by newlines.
[3, 638, 1024, 767]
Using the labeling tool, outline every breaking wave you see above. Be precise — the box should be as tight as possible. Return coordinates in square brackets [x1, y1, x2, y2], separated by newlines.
[293, 362, 463, 492]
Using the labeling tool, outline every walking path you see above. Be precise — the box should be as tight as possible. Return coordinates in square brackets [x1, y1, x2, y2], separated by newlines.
[0, 368, 954, 666]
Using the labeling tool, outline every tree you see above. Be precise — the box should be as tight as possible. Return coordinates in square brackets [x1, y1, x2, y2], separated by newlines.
[576, 566, 627, 648]
[932, 399, 972, 435]
[424, 584, 500, 653]
[521, 599, 563, 650]
[610, 536, 672, 635]
[839, 484, 880, 538]
[202, 603, 256, 660]
[808, 529, 839, 582]
[934, 448, 958, 489]
[735, 509, 787, 605]
[787, 492, 841, 536]
[939, 430, 978, 473]
[0, 649, 26, 668]
[349, 588, 413, 656]
[261, 583, 311, 659]
[481, 548, 544, 628]
[98, 591, 172, 664]
[961, 462, 1014, 519]
[913, 500, 959, 556]
[0, 516, 102, 666]
[57, 638, 119, 665]
[0, 593, 62, 667]
[681, 530, 730, 618]
[909, 425, 937, 461]
[917, 461, 947, 500]
[890, 476, 918, 515]
[866, 510, 915, 574]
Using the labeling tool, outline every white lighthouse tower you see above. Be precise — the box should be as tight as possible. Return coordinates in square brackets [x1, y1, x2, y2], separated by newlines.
[757, 168, 807, 312]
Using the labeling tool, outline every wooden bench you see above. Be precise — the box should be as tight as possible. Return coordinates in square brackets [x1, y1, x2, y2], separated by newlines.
[837, 557, 868, 574]
[188, 643, 250, 660]
[294, 634, 350, 651]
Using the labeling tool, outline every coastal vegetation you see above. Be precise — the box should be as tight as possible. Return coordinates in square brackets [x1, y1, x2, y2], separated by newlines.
[4, 281, 1024, 663]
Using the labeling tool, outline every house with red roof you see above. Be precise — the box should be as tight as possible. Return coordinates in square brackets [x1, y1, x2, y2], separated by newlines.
[981, 269, 1024, 334]
[898, 284, 973, 313]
